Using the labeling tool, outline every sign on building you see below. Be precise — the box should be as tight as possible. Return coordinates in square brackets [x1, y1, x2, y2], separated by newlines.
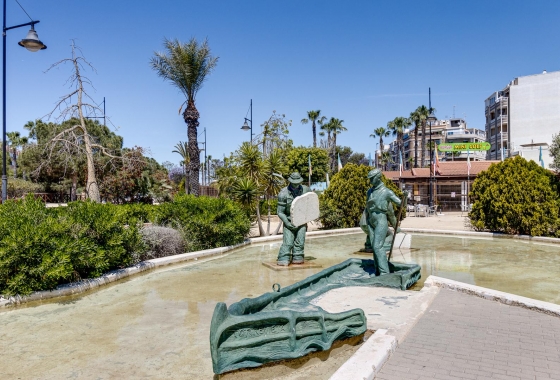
[438, 142, 491, 152]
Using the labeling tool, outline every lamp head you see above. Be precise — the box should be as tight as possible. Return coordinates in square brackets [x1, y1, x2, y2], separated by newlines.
[241, 120, 250, 131]
[18, 27, 47, 52]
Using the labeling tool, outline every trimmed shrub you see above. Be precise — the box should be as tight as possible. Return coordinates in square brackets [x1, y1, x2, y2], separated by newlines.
[0, 196, 145, 296]
[139, 226, 184, 260]
[152, 195, 251, 251]
[319, 164, 405, 229]
[470, 156, 560, 236]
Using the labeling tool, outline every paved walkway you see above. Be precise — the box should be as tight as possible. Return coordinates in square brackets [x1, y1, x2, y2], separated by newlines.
[376, 289, 560, 380]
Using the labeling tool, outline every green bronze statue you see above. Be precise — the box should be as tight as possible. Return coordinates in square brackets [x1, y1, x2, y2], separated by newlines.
[276, 172, 311, 266]
[360, 169, 404, 275]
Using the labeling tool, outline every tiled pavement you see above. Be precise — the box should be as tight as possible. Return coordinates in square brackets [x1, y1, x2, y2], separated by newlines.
[376, 289, 560, 380]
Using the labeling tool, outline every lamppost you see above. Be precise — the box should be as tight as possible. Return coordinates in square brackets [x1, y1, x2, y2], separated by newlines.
[427, 88, 436, 207]
[2, 1, 46, 202]
[240, 99, 254, 144]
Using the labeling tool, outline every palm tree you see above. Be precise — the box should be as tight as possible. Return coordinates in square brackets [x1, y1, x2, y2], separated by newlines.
[411, 105, 430, 167]
[388, 117, 412, 168]
[409, 108, 424, 168]
[6, 131, 28, 179]
[237, 142, 265, 236]
[325, 117, 347, 172]
[172, 141, 190, 194]
[380, 151, 392, 171]
[370, 126, 391, 158]
[301, 110, 326, 148]
[151, 38, 218, 196]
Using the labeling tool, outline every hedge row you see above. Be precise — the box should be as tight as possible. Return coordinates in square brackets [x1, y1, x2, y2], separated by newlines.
[0, 195, 250, 296]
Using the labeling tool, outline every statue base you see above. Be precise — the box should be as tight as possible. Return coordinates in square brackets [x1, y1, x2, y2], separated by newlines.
[261, 261, 323, 271]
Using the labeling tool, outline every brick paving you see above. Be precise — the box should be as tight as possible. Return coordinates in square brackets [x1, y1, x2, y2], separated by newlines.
[376, 289, 560, 380]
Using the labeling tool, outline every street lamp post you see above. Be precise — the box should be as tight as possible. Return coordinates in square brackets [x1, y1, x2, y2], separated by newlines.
[240, 99, 254, 144]
[2, 1, 46, 202]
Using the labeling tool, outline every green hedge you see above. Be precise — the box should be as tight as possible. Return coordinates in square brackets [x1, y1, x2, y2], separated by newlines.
[0, 195, 250, 296]
[152, 195, 251, 251]
[470, 156, 560, 236]
[319, 164, 405, 229]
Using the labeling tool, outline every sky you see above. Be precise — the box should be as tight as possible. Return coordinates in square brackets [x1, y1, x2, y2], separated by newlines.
[2, 0, 560, 167]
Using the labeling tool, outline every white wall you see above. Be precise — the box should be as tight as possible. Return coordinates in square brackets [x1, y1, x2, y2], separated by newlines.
[509, 71, 560, 168]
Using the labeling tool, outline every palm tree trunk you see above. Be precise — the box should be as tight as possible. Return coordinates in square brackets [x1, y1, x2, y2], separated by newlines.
[312, 120, 317, 148]
[421, 121, 426, 167]
[183, 100, 201, 196]
[333, 133, 338, 172]
[11, 148, 17, 178]
[414, 126, 419, 168]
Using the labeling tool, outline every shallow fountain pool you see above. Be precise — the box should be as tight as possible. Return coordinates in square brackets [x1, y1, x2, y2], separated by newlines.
[1, 232, 559, 379]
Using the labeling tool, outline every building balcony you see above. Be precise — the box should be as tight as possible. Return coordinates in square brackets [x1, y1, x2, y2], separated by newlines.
[489, 132, 508, 143]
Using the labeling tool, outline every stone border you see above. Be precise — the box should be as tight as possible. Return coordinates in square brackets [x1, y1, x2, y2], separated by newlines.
[401, 227, 560, 245]
[0, 228, 364, 309]
[329, 329, 396, 380]
[3, 227, 559, 308]
[0, 241, 250, 308]
[423, 275, 560, 318]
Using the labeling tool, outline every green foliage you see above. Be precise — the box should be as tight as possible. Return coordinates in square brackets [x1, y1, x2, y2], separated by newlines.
[470, 156, 560, 236]
[550, 133, 560, 171]
[0, 196, 144, 296]
[152, 195, 251, 250]
[0, 178, 43, 199]
[319, 164, 405, 229]
[286, 146, 329, 183]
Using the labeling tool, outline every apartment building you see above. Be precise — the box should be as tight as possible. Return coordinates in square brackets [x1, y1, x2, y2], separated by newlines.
[485, 70, 560, 166]
[386, 118, 486, 170]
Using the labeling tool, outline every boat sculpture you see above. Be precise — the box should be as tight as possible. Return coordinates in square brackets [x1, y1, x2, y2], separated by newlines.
[210, 258, 421, 374]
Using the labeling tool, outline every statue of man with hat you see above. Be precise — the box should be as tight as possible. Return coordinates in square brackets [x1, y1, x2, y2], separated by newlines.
[276, 172, 311, 266]
[361, 168, 404, 275]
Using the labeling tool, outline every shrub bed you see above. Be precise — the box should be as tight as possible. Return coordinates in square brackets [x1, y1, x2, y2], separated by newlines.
[0, 195, 250, 296]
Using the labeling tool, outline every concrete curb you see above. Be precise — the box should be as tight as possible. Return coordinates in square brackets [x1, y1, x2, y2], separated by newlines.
[401, 227, 560, 244]
[424, 275, 560, 318]
[329, 329, 397, 380]
[0, 241, 250, 308]
[0, 229, 363, 308]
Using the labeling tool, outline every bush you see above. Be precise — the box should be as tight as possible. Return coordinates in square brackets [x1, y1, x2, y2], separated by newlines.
[152, 195, 251, 251]
[319, 164, 405, 229]
[470, 156, 560, 236]
[0, 196, 145, 296]
[139, 226, 184, 261]
[0, 178, 43, 199]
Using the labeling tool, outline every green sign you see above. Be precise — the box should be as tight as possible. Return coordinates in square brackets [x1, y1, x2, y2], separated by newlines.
[437, 142, 490, 152]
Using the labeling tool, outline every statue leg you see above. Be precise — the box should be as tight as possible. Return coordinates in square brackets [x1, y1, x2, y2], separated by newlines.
[292, 224, 307, 264]
[277, 226, 295, 266]
[370, 213, 390, 275]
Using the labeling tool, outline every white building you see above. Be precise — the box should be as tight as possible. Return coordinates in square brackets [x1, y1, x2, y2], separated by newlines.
[484, 70, 560, 167]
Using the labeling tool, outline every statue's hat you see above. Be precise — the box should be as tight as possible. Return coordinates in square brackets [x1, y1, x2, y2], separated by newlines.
[287, 172, 303, 184]
[367, 169, 382, 179]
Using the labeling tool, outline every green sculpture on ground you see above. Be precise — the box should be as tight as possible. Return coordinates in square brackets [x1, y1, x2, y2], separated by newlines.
[360, 169, 406, 275]
[277, 172, 311, 266]
[209, 258, 421, 374]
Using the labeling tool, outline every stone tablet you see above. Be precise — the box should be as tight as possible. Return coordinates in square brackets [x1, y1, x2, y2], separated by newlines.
[290, 192, 320, 227]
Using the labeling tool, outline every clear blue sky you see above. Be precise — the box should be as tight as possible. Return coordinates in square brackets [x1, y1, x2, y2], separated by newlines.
[3, 0, 559, 166]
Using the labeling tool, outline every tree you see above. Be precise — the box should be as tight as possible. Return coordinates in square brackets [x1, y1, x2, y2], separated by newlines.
[261, 149, 287, 235]
[259, 111, 293, 157]
[348, 152, 368, 166]
[550, 132, 560, 171]
[370, 127, 391, 164]
[301, 110, 326, 148]
[321, 117, 347, 172]
[388, 116, 411, 168]
[336, 146, 353, 166]
[411, 105, 430, 167]
[410, 106, 428, 168]
[319, 163, 404, 229]
[470, 156, 560, 236]
[286, 146, 329, 184]
[380, 151, 392, 171]
[151, 38, 218, 196]
[41, 43, 119, 202]
[172, 141, 190, 194]
[6, 131, 28, 178]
